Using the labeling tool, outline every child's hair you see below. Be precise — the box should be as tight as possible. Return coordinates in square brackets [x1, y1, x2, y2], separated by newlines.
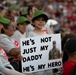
[61, 33, 76, 63]
[65, 38, 76, 54]
[62, 33, 76, 51]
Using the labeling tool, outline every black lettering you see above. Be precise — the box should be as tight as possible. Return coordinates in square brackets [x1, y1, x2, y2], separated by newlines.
[38, 64, 46, 69]
[40, 45, 48, 51]
[30, 39, 35, 45]
[41, 46, 45, 50]
[45, 37, 48, 42]
[48, 62, 52, 68]
[30, 65, 35, 71]
[49, 37, 52, 41]
[52, 62, 54, 67]
[30, 47, 36, 53]
[23, 66, 30, 72]
[22, 40, 29, 46]
[23, 47, 36, 54]
[31, 56, 35, 60]
[39, 54, 42, 59]
[23, 54, 42, 62]
[48, 61, 62, 68]
[58, 61, 62, 66]
[41, 38, 45, 43]
[27, 57, 31, 61]
[23, 57, 26, 62]
[55, 62, 58, 66]
[23, 49, 26, 54]
[41, 37, 52, 43]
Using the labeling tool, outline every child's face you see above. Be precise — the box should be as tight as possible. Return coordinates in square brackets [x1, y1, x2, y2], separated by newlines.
[32, 17, 46, 30]
[17, 22, 27, 34]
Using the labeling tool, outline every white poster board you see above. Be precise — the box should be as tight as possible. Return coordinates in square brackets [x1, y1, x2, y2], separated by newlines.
[20, 34, 62, 73]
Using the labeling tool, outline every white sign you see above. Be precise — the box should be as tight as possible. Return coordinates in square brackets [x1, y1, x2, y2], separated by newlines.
[20, 34, 62, 73]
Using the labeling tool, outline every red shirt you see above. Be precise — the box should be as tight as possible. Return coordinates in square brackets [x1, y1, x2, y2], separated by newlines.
[62, 60, 76, 75]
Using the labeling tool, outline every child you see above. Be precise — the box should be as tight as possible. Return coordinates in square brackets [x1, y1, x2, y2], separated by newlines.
[27, 10, 48, 37]
[11, 16, 30, 45]
[27, 10, 53, 75]
[26, 4, 54, 37]
[62, 38, 76, 75]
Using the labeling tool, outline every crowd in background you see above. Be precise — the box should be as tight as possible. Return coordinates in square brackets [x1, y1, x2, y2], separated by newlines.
[0, 0, 76, 38]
